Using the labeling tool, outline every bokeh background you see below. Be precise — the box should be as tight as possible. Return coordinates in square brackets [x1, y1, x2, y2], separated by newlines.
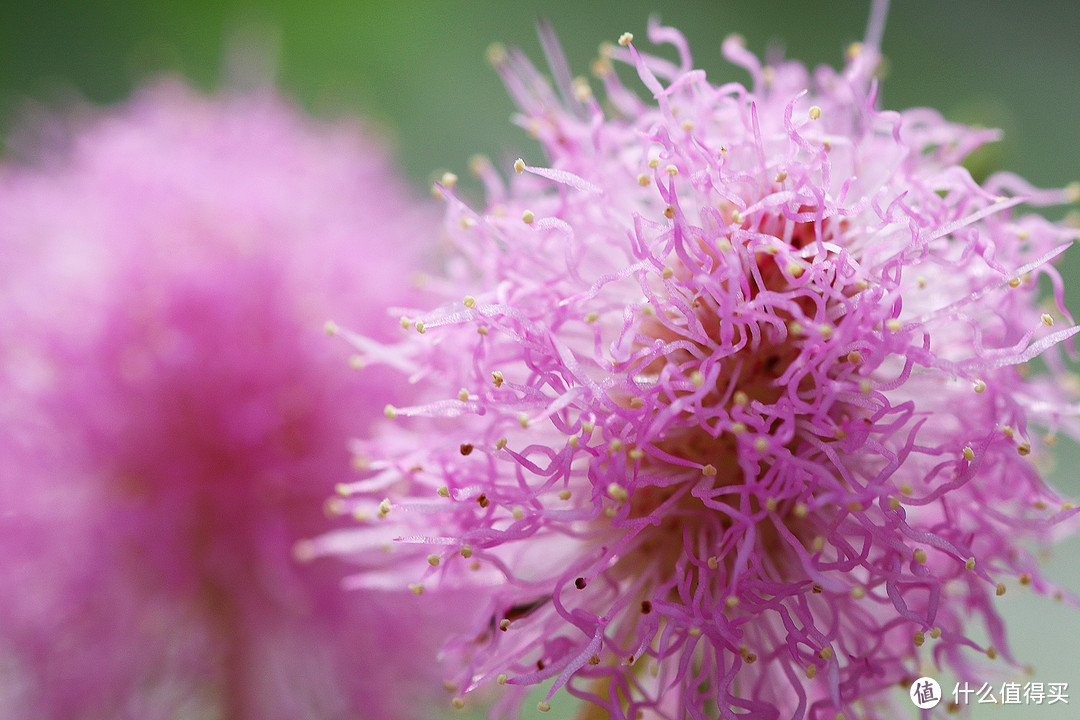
[1, 1, 1077, 718]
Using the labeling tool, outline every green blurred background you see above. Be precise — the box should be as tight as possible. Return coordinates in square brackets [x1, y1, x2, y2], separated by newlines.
[1, 1, 1077, 717]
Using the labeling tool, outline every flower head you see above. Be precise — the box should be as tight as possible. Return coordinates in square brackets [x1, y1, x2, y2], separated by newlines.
[317, 16, 1080, 720]
[0, 81, 455, 720]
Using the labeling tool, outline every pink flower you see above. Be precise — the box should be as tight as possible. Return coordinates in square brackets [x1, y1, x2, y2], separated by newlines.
[0, 81, 457, 720]
[313, 13, 1080, 720]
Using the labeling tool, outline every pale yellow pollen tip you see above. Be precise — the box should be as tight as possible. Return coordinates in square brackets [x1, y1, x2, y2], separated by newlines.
[514, 158, 526, 174]
[808, 106, 822, 120]
[753, 437, 769, 453]
[415, 321, 426, 334]
[637, 173, 650, 186]
[486, 42, 507, 66]
[608, 482, 629, 502]
[996, 582, 1007, 596]
[819, 647, 833, 660]
[665, 164, 679, 176]
[491, 370, 504, 387]
[690, 370, 705, 387]
[496, 673, 508, 685]
[452, 696, 465, 709]
[847, 350, 863, 364]
[1042, 313, 1054, 326]
[460, 545, 473, 558]
[499, 619, 510, 631]
[378, 498, 391, 518]
[437, 485, 450, 497]
[885, 318, 903, 332]
[662, 266, 674, 279]
[537, 701, 552, 713]
[774, 170, 788, 183]
[522, 210, 535, 224]
[1066, 181, 1080, 203]
[707, 556, 719, 570]
[463, 295, 476, 309]
[609, 438, 624, 452]
[496, 437, 508, 450]
[618, 32, 634, 46]
[324, 320, 338, 336]
[458, 388, 470, 401]
[702, 464, 718, 477]
[384, 404, 397, 420]
[441, 172, 458, 188]
[427, 554, 441, 567]
[966, 557, 976, 571]
[585, 310, 600, 323]
[518, 413, 530, 428]
[1008, 277, 1022, 288]
[973, 379, 986, 393]
[913, 548, 927, 564]
[725, 596, 740, 609]
[733, 390, 749, 406]
[914, 631, 925, 647]
[409, 583, 424, 595]
[558, 489, 572, 500]
[963, 446, 975, 461]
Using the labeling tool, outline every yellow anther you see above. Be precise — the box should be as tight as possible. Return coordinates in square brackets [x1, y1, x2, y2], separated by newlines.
[491, 371, 504, 387]
[702, 464, 718, 477]
[452, 697, 465, 709]
[384, 404, 397, 419]
[609, 439, 623, 452]
[786, 261, 804, 278]
[996, 582, 1007, 596]
[496, 674, 508, 685]
[850, 586, 865, 599]
[753, 437, 769, 453]
[847, 350, 863, 364]
[914, 631, 925, 647]
[808, 106, 822, 120]
[726, 596, 740, 609]
[637, 173, 650, 186]
[913, 549, 927, 564]
[378, 498, 391, 518]
[537, 701, 551, 713]
[415, 321, 426, 334]
[522, 210, 535, 224]
[733, 390, 749, 406]
[517, 413, 530, 428]
[973, 379, 986, 393]
[496, 437, 508, 450]
[885, 318, 903, 331]
[648, 157, 660, 169]
[664, 164, 678, 176]
[441, 172, 458, 188]
[558, 489, 572, 500]
[775, 170, 788, 183]
[629, 448, 645, 460]
[690, 370, 705, 387]
[930, 627, 941, 639]
[400, 316, 412, 330]
[731, 422, 747, 434]
[460, 545, 473, 559]
[888, 496, 901, 511]
[427, 554, 441, 567]
[585, 311, 600, 323]
[1042, 313, 1054, 326]
[707, 556, 719, 570]
[987, 647, 997, 660]
[794, 502, 809, 518]
[324, 320, 339, 336]
[664, 206, 675, 219]
[514, 158, 526, 174]
[463, 295, 476, 308]
[618, 32, 634, 46]
[662, 267, 674, 279]
[962, 446, 975, 461]
[818, 647, 833, 660]
[437, 485, 450, 498]
[486, 42, 507, 66]
[458, 388, 470, 401]
[608, 483, 629, 502]
[1008, 277, 1022, 288]
[409, 583, 424, 595]
[818, 324, 834, 339]
[805, 665, 817, 679]
[966, 557, 976, 571]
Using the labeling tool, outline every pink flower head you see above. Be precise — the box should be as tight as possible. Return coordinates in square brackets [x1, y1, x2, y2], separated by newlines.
[0, 81, 455, 719]
[313, 15, 1080, 720]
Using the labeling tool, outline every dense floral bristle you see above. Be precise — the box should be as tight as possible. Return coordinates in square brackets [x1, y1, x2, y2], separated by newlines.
[323, 18, 1080, 720]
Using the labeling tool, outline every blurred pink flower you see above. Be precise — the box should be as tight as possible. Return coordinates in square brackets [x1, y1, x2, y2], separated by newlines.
[310, 16, 1080, 720]
[0, 81, 458, 720]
